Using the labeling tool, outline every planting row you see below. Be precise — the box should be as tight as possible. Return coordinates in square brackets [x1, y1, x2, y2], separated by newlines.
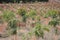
[0, 8, 60, 39]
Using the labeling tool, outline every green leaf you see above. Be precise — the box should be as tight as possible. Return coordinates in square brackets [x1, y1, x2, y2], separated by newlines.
[49, 20, 59, 27]
[43, 27, 49, 32]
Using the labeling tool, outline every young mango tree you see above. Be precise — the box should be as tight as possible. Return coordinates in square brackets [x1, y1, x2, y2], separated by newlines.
[28, 9, 37, 26]
[33, 22, 49, 38]
[2, 10, 15, 22]
[7, 19, 19, 35]
[17, 8, 28, 23]
[27, 22, 49, 40]
[1, 10, 19, 40]
[45, 10, 60, 34]
[28, 9, 37, 20]
[44, 10, 60, 40]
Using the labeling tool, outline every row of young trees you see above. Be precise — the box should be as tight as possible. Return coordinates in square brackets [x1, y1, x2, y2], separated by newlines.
[0, 0, 48, 3]
[0, 7, 60, 40]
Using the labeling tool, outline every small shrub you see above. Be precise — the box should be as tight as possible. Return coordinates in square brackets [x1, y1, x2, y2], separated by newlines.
[44, 10, 58, 18]
[49, 19, 59, 34]
[44, 10, 60, 34]
[17, 8, 28, 22]
[33, 22, 49, 38]
[44, 10, 60, 26]
[17, 8, 27, 16]
[22, 15, 28, 22]
[49, 19, 59, 27]
[2, 10, 15, 22]
[7, 19, 18, 35]
[28, 9, 36, 20]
